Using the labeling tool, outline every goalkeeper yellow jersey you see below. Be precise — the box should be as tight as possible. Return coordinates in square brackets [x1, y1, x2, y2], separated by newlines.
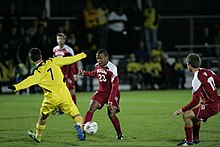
[14, 53, 86, 92]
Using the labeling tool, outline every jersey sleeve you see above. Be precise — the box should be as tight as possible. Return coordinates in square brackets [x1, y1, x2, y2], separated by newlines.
[182, 89, 201, 112]
[108, 75, 119, 103]
[53, 52, 86, 67]
[84, 69, 98, 78]
[182, 72, 201, 112]
[14, 69, 42, 91]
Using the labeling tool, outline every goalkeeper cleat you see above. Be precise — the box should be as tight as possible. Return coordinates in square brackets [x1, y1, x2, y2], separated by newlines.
[74, 124, 85, 141]
[27, 130, 41, 143]
[116, 134, 124, 140]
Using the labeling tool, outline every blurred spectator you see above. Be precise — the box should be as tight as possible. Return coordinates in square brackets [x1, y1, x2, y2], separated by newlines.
[108, 5, 128, 55]
[37, 8, 49, 29]
[17, 35, 32, 64]
[40, 33, 52, 60]
[200, 26, 213, 46]
[196, 26, 214, 56]
[26, 20, 39, 37]
[214, 25, 220, 45]
[15, 63, 28, 95]
[143, 0, 160, 54]
[148, 56, 162, 89]
[0, 43, 14, 83]
[173, 58, 185, 89]
[150, 40, 167, 63]
[82, 43, 97, 91]
[7, 26, 20, 64]
[0, 22, 3, 45]
[3, 2, 21, 32]
[161, 61, 174, 89]
[134, 40, 150, 62]
[126, 0, 144, 53]
[83, 0, 98, 45]
[66, 32, 77, 47]
[97, 2, 109, 49]
[63, 20, 73, 35]
[31, 24, 47, 46]
[126, 54, 143, 90]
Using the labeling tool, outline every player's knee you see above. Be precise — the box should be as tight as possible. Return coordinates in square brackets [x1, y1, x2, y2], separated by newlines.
[108, 112, 116, 119]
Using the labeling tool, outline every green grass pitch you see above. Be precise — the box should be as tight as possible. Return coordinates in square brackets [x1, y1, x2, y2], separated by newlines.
[1, 90, 220, 146]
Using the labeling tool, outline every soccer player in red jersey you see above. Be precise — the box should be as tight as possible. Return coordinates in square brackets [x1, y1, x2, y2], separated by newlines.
[173, 53, 220, 146]
[79, 49, 123, 140]
[53, 33, 78, 105]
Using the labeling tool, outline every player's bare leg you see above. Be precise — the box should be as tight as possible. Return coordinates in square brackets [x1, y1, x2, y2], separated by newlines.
[177, 110, 195, 146]
[192, 118, 202, 144]
[107, 107, 123, 140]
[83, 100, 99, 125]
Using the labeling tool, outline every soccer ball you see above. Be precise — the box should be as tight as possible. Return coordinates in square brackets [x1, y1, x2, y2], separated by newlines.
[84, 121, 98, 135]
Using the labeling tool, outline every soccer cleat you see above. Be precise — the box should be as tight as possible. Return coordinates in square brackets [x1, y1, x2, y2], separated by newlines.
[193, 140, 202, 144]
[27, 130, 41, 143]
[116, 134, 124, 140]
[176, 139, 193, 146]
[74, 124, 85, 141]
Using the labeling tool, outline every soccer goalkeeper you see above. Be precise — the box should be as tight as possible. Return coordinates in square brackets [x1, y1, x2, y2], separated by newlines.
[8, 48, 86, 142]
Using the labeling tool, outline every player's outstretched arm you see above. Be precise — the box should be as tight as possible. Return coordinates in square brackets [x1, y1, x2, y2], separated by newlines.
[54, 52, 87, 67]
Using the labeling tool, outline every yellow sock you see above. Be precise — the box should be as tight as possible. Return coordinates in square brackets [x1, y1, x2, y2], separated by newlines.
[74, 116, 83, 128]
[35, 123, 46, 141]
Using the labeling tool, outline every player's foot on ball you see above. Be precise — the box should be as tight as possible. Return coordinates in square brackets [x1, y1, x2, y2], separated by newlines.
[176, 139, 193, 146]
[74, 124, 85, 141]
[116, 134, 124, 140]
[27, 130, 41, 143]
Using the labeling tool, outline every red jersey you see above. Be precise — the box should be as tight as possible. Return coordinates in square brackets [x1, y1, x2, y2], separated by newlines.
[53, 45, 78, 89]
[84, 61, 120, 103]
[182, 68, 220, 112]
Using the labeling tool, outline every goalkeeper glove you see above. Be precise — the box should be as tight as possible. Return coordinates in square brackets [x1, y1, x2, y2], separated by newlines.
[8, 85, 16, 92]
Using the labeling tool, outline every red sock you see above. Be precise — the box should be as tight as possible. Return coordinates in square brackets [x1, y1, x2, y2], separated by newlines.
[193, 124, 200, 141]
[185, 126, 193, 142]
[110, 116, 122, 135]
[83, 111, 93, 125]
[72, 94, 77, 105]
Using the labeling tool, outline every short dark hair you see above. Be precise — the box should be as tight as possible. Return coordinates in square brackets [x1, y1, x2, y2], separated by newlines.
[56, 33, 66, 40]
[186, 53, 201, 68]
[29, 48, 42, 62]
[97, 49, 108, 57]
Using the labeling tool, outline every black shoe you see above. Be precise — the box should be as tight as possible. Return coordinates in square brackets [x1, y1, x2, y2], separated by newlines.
[193, 140, 202, 144]
[27, 130, 41, 143]
[116, 134, 124, 140]
[176, 139, 193, 146]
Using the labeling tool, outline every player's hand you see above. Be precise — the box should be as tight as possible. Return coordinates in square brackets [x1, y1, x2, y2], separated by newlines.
[74, 75, 78, 81]
[173, 109, 183, 117]
[78, 69, 85, 76]
[8, 85, 16, 92]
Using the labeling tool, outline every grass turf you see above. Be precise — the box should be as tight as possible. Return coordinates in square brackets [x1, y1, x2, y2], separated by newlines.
[0, 90, 220, 146]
